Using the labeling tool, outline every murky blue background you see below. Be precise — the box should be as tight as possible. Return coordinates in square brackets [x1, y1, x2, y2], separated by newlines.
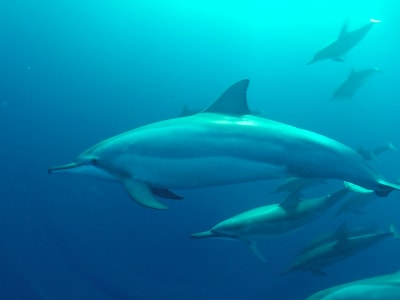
[1, 1, 400, 299]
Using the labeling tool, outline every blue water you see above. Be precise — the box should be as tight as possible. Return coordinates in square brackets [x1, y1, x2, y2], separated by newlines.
[1, 1, 400, 299]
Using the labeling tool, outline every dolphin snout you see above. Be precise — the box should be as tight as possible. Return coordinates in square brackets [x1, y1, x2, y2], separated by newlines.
[48, 162, 80, 173]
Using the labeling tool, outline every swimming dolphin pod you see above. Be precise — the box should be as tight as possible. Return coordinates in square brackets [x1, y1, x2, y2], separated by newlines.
[49, 80, 400, 210]
[190, 188, 350, 261]
[306, 270, 400, 300]
[307, 19, 380, 65]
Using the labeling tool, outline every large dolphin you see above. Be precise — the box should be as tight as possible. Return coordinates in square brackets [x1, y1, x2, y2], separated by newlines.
[307, 19, 380, 65]
[331, 67, 382, 100]
[49, 79, 400, 210]
[306, 270, 400, 300]
[284, 224, 399, 275]
[190, 188, 350, 261]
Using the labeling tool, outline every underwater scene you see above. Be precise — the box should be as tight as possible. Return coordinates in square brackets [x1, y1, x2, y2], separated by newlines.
[2, 0, 400, 299]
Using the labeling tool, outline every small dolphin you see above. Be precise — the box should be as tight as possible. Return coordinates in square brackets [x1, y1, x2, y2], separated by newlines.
[49, 79, 400, 210]
[334, 192, 377, 217]
[296, 222, 378, 256]
[190, 188, 349, 261]
[307, 19, 380, 65]
[358, 142, 398, 161]
[270, 177, 326, 194]
[284, 223, 399, 275]
[306, 270, 400, 300]
[331, 67, 382, 100]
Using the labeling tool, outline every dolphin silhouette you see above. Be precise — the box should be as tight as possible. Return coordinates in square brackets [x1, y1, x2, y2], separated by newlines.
[190, 188, 350, 261]
[306, 270, 400, 300]
[331, 67, 382, 100]
[307, 19, 380, 65]
[284, 223, 399, 275]
[49, 79, 400, 210]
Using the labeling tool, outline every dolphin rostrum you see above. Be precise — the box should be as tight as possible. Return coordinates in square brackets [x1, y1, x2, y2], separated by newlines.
[190, 188, 350, 261]
[49, 79, 400, 210]
[306, 270, 400, 300]
[307, 19, 380, 65]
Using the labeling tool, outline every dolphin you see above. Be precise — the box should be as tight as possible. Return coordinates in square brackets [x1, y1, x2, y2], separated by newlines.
[49, 79, 400, 210]
[270, 177, 326, 194]
[331, 67, 382, 100]
[283, 223, 399, 275]
[296, 222, 379, 256]
[358, 141, 398, 161]
[190, 188, 350, 261]
[307, 19, 380, 65]
[334, 192, 376, 217]
[306, 270, 400, 300]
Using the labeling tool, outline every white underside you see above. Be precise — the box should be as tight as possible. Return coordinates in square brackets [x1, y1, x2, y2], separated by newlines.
[322, 285, 400, 300]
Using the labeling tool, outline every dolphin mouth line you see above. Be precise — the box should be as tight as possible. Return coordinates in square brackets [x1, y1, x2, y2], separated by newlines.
[48, 162, 81, 173]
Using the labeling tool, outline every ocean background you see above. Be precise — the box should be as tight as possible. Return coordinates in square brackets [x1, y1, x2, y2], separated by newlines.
[1, 0, 400, 299]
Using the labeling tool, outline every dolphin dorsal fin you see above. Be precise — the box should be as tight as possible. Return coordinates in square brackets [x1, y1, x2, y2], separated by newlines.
[338, 19, 350, 39]
[280, 189, 303, 213]
[202, 79, 251, 115]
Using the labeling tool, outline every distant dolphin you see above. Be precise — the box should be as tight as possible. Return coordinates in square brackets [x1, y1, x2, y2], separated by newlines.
[296, 222, 379, 256]
[283, 223, 399, 275]
[49, 79, 400, 210]
[270, 177, 326, 194]
[331, 68, 382, 100]
[307, 19, 380, 65]
[334, 192, 376, 217]
[190, 188, 349, 261]
[306, 270, 400, 300]
[358, 142, 398, 161]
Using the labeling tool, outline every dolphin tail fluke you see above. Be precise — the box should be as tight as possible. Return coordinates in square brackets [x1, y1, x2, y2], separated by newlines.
[370, 18, 382, 23]
[247, 242, 267, 263]
[122, 178, 168, 210]
[190, 231, 214, 239]
[375, 180, 400, 197]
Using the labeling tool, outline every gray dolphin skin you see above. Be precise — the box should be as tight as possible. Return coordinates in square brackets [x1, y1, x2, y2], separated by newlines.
[306, 270, 400, 300]
[296, 222, 379, 256]
[331, 67, 382, 100]
[358, 142, 398, 161]
[307, 19, 380, 65]
[49, 79, 400, 210]
[270, 177, 326, 194]
[334, 192, 376, 217]
[190, 188, 349, 261]
[284, 224, 399, 275]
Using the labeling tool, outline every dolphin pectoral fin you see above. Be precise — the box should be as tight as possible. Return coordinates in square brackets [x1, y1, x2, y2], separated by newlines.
[150, 187, 183, 200]
[122, 179, 168, 210]
[331, 57, 344, 62]
[247, 242, 267, 263]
